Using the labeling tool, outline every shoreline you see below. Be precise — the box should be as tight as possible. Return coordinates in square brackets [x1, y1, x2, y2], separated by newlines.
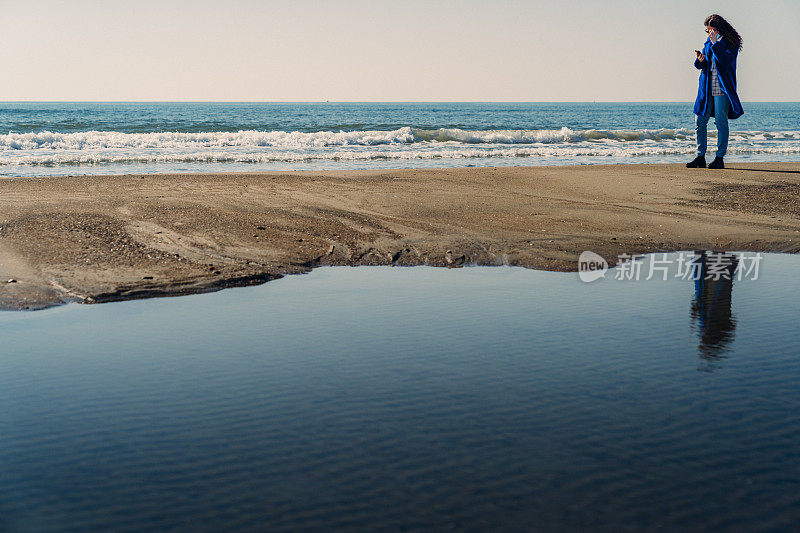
[1, 162, 798, 310]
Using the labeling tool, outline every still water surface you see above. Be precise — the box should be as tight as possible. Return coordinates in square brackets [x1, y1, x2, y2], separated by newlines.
[1, 255, 799, 531]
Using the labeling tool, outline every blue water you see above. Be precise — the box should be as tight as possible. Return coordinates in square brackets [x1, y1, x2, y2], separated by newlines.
[2, 102, 799, 176]
[1, 254, 799, 531]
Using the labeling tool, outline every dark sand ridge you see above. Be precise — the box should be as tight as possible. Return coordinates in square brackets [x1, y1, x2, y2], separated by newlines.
[1, 163, 799, 310]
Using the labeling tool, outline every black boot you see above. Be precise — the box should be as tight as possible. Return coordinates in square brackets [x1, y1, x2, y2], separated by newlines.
[686, 155, 706, 168]
[708, 156, 724, 169]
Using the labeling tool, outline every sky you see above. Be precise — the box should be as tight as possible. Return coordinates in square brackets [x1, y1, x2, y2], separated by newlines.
[1, 0, 798, 102]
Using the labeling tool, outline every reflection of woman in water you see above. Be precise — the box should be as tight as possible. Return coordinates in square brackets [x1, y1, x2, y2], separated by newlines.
[691, 251, 738, 371]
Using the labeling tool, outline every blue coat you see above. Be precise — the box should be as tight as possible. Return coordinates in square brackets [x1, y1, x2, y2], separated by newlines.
[693, 38, 743, 119]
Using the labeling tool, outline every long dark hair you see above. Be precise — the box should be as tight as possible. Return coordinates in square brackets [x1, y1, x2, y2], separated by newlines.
[705, 14, 743, 51]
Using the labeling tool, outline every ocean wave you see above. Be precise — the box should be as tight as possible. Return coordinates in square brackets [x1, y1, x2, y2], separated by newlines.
[6, 126, 794, 151]
[4, 144, 800, 166]
[3, 126, 800, 167]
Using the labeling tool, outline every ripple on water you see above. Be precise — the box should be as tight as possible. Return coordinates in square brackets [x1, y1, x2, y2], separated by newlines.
[0, 259, 799, 531]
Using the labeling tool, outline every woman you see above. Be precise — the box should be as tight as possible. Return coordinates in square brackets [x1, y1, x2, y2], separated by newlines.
[686, 14, 743, 170]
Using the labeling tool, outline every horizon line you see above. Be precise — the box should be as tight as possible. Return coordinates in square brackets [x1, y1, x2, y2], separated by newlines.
[1, 100, 798, 104]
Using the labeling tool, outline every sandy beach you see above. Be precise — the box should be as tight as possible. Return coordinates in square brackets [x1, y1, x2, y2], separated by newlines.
[1, 162, 798, 310]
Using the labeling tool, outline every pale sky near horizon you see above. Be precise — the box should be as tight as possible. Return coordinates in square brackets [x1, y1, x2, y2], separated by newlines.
[2, 0, 798, 102]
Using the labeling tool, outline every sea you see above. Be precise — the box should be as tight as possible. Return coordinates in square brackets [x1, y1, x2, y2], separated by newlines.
[1, 102, 799, 177]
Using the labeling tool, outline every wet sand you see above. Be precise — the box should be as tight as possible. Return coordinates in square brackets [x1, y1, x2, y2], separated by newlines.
[1, 163, 799, 309]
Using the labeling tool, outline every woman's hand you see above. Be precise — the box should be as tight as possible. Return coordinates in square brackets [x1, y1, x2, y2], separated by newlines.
[695, 50, 706, 62]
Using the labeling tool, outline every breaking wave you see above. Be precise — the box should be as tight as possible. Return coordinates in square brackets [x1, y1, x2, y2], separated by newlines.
[0, 126, 722, 150]
[2, 127, 799, 167]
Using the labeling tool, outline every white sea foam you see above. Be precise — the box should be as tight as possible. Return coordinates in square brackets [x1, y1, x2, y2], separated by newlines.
[0, 127, 732, 151]
[0, 128, 416, 150]
[3, 145, 800, 166]
[2, 127, 800, 166]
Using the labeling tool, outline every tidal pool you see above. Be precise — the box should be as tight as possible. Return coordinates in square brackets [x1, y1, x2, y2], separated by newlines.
[1, 253, 798, 531]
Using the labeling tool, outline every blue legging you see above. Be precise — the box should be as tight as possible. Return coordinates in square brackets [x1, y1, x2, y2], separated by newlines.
[695, 94, 730, 158]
